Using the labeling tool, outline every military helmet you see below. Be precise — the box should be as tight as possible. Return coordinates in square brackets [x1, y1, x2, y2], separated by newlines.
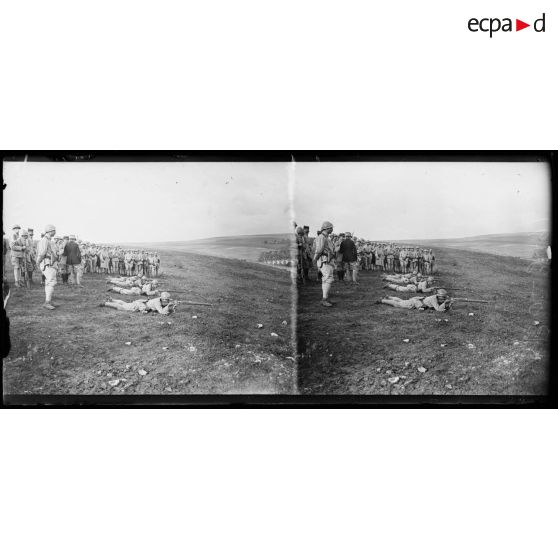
[296, 226, 304, 235]
[161, 291, 170, 300]
[20, 229, 29, 237]
[69, 234, 76, 240]
[320, 221, 333, 231]
[12, 224, 21, 230]
[345, 232, 352, 237]
[44, 224, 56, 233]
[28, 228, 34, 234]
[436, 289, 448, 297]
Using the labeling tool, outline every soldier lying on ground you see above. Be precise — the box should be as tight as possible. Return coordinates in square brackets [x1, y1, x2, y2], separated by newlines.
[377, 289, 451, 312]
[100, 291, 175, 314]
[381, 272, 433, 285]
[381, 272, 415, 283]
[106, 275, 145, 287]
[107, 279, 159, 296]
[383, 277, 436, 293]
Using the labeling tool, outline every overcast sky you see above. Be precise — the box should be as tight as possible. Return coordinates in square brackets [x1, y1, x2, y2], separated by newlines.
[294, 162, 551, 239]
[3, 162, 292, 243]
[3, 160, 551, 243]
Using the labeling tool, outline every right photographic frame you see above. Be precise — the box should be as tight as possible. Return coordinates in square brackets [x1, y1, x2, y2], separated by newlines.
[293, 153, 554, 401]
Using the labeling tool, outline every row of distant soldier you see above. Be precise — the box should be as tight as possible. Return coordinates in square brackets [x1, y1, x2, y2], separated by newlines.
[4, 223, 171, 312]
[328, 234, 436, 275]
[4, 224, 160, 290]
[294, 224, 437, 284]
[258, 248, 294, 267]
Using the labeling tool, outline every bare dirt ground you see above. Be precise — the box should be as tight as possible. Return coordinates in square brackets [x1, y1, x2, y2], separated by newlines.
[297, 247, 550, 396]
[3, 248, 295, 396]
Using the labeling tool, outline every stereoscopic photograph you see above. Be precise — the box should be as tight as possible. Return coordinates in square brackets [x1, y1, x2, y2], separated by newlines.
[2, 157, 296, 397]
[1, 154, 553, 403]
[294, 160, 551, 397]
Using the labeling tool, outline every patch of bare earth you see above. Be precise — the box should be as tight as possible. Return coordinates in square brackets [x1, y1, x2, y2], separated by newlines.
[297, 247, 549, 396]
[3, 249, 296, 396]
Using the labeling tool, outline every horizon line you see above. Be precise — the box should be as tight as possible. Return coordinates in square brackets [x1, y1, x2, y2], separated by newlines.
[110, 229, 549, 245]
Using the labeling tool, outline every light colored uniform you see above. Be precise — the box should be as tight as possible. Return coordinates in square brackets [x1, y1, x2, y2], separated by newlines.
[25, 237, 36, 275]
[386, 246, 394, 271]
[100, 249, 109, 272]
[125, 251, 133, 275]
[381, 296, 424, 309]
[105, 297, 173, 314]
[110, 286, 142, 296]
[36, 235, 58, 302]
[421, 295, 447, 312]
[10, 234, 26, 284]
[314, 233, 335, 286]
[399, 249, 408, 273]
[386, 283, 417, 293]
[375, 246, 384, 270]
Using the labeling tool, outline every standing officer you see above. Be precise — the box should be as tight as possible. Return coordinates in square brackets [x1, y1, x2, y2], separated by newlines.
[36, 224, 59, 310]
[19, 229, 32, 288]
[26, 228, 37, 284]
[312, 221, 336, 307]
[10, 224, 25, 287]
[63, 234, 83, 287]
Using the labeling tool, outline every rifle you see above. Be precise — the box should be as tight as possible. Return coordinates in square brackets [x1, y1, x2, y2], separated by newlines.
[436, 287, 467, 291]
[156, 288, 211, 299]
[174, 300, 213, 306]
[448, 297, 489, 304]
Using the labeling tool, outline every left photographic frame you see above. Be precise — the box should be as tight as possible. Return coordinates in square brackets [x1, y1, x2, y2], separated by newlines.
[2, 153, 298, 404]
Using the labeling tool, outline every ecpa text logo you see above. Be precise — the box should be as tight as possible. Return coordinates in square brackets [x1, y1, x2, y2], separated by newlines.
[468, 13, 546, 37]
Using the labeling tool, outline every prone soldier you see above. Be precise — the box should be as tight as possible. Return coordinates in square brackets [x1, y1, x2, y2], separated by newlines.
[100, 291, 175, 315]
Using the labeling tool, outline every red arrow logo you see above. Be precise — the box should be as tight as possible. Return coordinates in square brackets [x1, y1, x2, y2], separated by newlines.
[516, 19, 530, 31]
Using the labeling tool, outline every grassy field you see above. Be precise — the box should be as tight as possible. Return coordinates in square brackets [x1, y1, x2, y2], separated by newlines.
[394, 231, 549, 260]
[3, 247, 295, 396]
[3, 232, 551, 399]
[297, 246, 550, 396]
[126, 234, 293, 263]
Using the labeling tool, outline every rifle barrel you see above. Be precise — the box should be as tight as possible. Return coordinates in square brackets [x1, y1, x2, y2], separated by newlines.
[176, 300, 213, 306]
[451, 298, 489, 303]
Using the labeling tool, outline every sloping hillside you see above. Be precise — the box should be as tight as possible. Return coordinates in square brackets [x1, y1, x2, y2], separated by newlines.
[4, 248, 296, 397]
[124, 234, 294, 263]
[298, 246, 549, 396]
[398, 232, 549, 260]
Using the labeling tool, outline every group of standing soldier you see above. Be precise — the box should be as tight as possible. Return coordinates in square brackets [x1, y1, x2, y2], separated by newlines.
[295, 221, 438, 308]
[4, 223, 161, 311]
